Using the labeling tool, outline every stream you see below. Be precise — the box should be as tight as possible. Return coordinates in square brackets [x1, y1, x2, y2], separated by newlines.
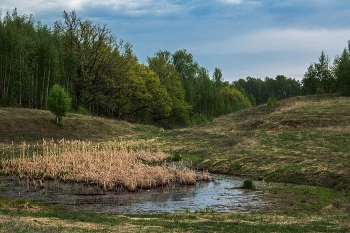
[0, 174, 268, 214]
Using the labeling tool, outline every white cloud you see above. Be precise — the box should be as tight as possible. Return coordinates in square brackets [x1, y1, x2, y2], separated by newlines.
[0, 0, 84, 14]
[192, 28, 350, 56]
[105, 0, 182, 16]
[0, 0, 181, 16]
[220, 0, 242, 4]
[188, 28, 350, 80]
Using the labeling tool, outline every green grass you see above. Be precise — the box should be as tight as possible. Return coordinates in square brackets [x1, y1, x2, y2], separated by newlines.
[0, 108, 159, 145]
[1, 94, 350, 232]
[152, 95, 350, 190]
[0, 189, 349, 232]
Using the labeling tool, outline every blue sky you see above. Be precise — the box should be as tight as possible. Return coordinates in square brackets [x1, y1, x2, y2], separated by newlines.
[1, 0, 350, 82]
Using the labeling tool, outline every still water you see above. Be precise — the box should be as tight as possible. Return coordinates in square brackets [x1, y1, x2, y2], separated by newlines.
[0, 174, 267, 214]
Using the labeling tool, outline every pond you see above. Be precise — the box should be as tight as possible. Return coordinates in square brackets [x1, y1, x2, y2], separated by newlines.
[0, 174, 268, 214]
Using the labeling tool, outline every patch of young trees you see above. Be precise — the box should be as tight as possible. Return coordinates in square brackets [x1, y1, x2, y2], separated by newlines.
[303, 42, 350, 96]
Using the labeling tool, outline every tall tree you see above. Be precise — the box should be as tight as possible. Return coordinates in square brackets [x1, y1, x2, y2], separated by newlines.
[148, 50, 191, 123]
[333, 46, 350, 95]
[172, 49, 199, 108]
[302, 51, 334, 94]
[316, 51, 334, 93]
[54, 10, 122, 109]
[213, 67, 223, 88]
[303, 64, 319, 94]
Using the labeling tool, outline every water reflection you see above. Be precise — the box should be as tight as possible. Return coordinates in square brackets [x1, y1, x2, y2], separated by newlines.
[0, 174, 266, 214]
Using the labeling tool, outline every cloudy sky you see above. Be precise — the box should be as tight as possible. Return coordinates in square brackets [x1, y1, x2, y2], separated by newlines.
[1, 0, 350, 82]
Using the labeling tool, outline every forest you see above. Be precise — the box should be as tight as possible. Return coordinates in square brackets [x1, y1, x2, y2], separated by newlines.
[0, 9, 349, 126]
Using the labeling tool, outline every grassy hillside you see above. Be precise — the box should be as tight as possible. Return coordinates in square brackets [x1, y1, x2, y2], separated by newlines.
[1, 94, 350, 189]
[0, 108, 159, 145]
[153, 94, 350, 190]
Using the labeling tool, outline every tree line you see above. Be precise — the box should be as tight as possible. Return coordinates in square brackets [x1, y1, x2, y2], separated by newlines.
[0, 9, 254, 126]
[234, 41, 350, 104]
[302, 45, 350, 96]
[233, 75, 306, 106]
[2, 9, 347, 127]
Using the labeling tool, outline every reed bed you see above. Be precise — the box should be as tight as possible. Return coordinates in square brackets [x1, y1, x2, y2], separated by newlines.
[0, 139, 197, 191]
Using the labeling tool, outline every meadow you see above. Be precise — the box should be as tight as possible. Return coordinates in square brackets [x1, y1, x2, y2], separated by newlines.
[1, 94, 350, 232]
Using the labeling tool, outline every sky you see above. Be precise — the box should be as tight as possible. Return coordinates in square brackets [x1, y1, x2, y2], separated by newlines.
[1, 0, 350, 82]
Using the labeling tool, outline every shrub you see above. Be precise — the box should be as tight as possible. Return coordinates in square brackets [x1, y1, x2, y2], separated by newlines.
[0, 97, 17, 107]
[167, 153, 182, 162]
[76, 106, 91, 115]
[188, 114, 211, 126]
[243, 179, 256, 189]
[267, 95, 277, 112]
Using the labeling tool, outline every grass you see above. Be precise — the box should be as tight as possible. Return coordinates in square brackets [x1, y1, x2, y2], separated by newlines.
[153, 95, 350, 190]
[0, 108, 160, 145]
[1, 94, 350, 231]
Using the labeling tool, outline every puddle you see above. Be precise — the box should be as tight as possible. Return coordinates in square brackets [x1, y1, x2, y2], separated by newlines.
[0, 174, 268, 214]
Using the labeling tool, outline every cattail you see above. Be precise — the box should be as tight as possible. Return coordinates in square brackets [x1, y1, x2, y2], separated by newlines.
[0, 138, 198, 192]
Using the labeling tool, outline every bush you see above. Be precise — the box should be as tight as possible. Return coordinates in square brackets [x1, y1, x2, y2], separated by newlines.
[76, 106, 91, 115]
[243, 179, 256, 189]
[0, 97, 17, 107]
[267, 95, 277, 112]
[167, 153, 182, 162]
[188, 114, 211, 126]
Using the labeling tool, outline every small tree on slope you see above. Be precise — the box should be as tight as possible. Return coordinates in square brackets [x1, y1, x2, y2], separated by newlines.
[46, 84, 72, 126]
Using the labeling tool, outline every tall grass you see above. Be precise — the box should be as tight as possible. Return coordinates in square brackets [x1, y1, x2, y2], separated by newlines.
[0, 139, 197, 191]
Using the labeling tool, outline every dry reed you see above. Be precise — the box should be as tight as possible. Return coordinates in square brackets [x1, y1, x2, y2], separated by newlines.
[0, 139, 197, 191]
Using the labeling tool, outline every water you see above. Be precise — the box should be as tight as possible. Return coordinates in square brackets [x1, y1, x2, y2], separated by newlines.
[0, 174, 268, 214]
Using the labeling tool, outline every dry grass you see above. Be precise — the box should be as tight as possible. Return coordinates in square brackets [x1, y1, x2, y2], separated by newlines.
[0, 214, 109, 232]
[0, 139, 197, 191]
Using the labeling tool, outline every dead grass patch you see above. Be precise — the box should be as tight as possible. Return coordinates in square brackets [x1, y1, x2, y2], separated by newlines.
[0, 139, 197, 191]
[0, 214, 107, 231]
[274, 100, 312, 114]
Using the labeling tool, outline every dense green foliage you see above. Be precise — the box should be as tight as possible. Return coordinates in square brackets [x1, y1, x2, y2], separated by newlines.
[302, 44, 350, 95]
[0, 9, 255, 126]
[46, 84, 71, 125]
[233, 75, 305, 105]
[0, 10, 64, 108]
[1, 9, 350, 127]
